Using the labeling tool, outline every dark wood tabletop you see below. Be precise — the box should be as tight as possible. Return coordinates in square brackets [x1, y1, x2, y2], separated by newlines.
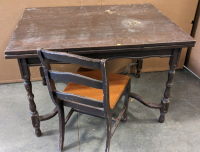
[5, 3, 195, 58]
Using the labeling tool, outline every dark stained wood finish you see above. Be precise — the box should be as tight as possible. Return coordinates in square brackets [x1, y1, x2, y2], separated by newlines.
[120, 62, 137, 75]
[38, 49, 131, 152]
[17, 58, 41, 137]
[136, 59, 143, 78]
[39, 66, 47, 85]
[42, 50, 102, 68]
[159, 48, 182, 123]
[4, 4, 196, 150]
[49, 71, 103, 89]
[129, 92, 162, 109]
[39, 107, 58, 121]
[122, 79, 131, 122]
[64, 108, 74, 125]
[5, 4, 195, 57]
[55, 91, 104, 108]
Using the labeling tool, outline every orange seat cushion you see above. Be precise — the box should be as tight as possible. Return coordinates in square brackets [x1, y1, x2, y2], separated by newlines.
[63, 68, 130, 109]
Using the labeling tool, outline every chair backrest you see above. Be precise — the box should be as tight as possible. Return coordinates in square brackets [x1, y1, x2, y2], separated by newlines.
[37, 49, 111, 112]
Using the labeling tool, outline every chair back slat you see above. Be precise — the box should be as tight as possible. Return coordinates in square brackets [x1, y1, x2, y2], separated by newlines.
[49, 70, 103, 89]
[42, 49, 101, 69]
[55, 91, 103, 108]
[62, 100, 104, 117]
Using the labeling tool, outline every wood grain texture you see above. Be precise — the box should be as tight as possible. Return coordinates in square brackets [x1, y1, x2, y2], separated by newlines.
[1, 0, 198, 83]
[5, 4, 195, 56]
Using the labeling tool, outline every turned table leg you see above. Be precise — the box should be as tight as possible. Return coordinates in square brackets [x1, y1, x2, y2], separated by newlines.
[18, 58, 42, 137]
[136, 59, 143, 78]
[159, 48, 181, 123]
[119, 59, 143, 78]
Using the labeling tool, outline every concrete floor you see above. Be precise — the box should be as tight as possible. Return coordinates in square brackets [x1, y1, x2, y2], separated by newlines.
[1, 68, 200, 152]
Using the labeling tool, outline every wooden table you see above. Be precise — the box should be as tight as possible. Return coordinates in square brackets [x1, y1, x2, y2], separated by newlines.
[5, 4, 195, 137]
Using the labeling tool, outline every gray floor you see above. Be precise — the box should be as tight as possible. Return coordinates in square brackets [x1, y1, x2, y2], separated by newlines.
[1, 68, 200, 152]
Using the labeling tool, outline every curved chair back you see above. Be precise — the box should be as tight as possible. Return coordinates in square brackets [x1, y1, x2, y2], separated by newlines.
[37, 49, 111, 116]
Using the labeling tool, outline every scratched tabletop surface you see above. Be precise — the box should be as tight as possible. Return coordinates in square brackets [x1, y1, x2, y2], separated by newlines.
[5, 4, 195, 56]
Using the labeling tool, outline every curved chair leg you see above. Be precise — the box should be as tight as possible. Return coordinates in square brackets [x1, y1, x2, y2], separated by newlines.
[105, 118, 112, 152]
[57, 101, 65, 152]
[39, 66, 47, 85]
[123, 81, 131, 122]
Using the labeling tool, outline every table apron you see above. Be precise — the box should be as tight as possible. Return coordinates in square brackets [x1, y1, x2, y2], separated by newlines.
[26, 49, 174, 66]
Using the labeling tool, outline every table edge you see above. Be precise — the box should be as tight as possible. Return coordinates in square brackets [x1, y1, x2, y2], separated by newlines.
[5, 42, 195, 59]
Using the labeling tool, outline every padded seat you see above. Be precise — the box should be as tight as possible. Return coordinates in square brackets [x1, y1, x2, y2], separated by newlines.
[63, 68, 130, 109]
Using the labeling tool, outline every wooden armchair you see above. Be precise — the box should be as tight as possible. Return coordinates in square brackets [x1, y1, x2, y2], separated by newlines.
[37, 49, 131, 152]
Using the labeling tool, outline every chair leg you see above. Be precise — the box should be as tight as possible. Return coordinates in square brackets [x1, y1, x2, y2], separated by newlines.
[123, 82, 131, 122]
[105, 118, 112, 152]
[57, 102, 65, 152]
[39, 66, 47, 85]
